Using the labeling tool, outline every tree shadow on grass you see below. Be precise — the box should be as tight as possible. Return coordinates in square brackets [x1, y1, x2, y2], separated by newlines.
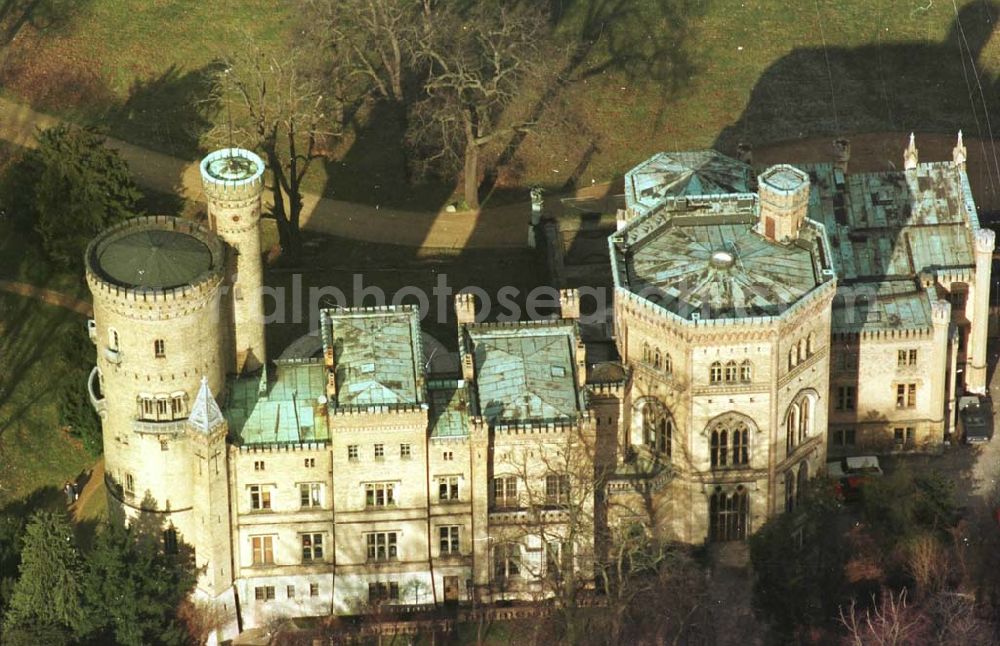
[0, 0, 90, 48]
[104, 62, 224, 159]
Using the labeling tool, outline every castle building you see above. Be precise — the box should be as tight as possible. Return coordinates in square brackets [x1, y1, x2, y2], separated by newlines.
[85, 138, 991, 639]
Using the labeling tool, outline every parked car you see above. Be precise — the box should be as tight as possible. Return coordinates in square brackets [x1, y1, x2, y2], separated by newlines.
[827, 455, 883, 500]
[959, 394, 993, 444]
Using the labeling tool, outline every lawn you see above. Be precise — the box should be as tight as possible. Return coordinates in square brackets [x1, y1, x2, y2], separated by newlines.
[0, 291, 93, 509]
[1, 0, 998, 208]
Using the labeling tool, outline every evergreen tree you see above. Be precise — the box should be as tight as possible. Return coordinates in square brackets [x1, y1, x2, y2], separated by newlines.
[1, 511, 86, 639]
[81, 520, 195, 646]
[0, 124, 140, 268]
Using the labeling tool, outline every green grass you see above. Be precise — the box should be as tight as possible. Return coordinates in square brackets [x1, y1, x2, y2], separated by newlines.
[2, 0, 999, 210]
[0, 291, 93, 509]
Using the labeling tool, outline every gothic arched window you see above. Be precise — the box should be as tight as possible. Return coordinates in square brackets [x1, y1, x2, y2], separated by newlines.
[731, 422, 749, 465]
[724, 360, 738, 382]
[799, 398, 811, 444]
[710, 428, 728, 467]
[710, 485, 750, 542]
[710, 361, 723, 384]
[710, 415, 752, 468]
[664, 353, 673, 375]
[653, 349, 662, 370]
[740, 360, 752, 382]
[642, 401, 672, 458]
[642, 343, 651, 363]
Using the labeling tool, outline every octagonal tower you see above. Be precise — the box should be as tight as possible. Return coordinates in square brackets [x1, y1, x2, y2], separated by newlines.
[200, 148, 267, 373]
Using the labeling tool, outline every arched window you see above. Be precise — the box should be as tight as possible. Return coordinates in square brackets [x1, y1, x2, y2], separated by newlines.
[785, 471, 796, 513]
[709, 485, 749, 542]
[710, 428, 728, 467]
[710, 361, 723, 384]
[785, 407, 797, 454]
[731, 422, 750, 465]
[642, 343, 650, 363]
[642, 401, 672, 458]
[664, 353, 673, 375]
[799, 398, 811, 444]
[807, 333, 815, 356]
[108, 328, 120, 351]
[788, 349, 795, 370]
[797, 339, 805, 363]
[724, 360, 738, 382]
[740, 360, 752, 382]
[653, 349, 662, 370]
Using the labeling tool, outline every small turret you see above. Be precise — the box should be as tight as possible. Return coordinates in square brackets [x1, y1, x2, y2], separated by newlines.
[757, 164, 810, 243]
[560, 288, 580, 320]
[455, 292, 477, 325]
[904, 133, 919, 171]
[953, 130, 967, 169]
[833, 138, 851, 173]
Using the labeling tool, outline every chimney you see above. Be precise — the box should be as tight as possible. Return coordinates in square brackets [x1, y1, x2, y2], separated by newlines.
[953, 130, 967, 169]
[326, 366, 337, 400]
[455, 292, 477, 325]
[904, 133, 919, 171]
[833, 138, 851, 173]
[462, 353, 475, 382]
[736, 142, 753, 166]
[559, 288, 580, 320]
[575, 340, 587, 388]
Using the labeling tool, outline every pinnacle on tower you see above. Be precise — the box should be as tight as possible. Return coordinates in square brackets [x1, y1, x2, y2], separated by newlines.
[953, 130, 968, 169]
[904, 133, 919, 171]
[189, 376, 225, 434]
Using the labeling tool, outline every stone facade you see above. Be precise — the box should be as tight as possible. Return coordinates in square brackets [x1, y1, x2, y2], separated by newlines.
[86, 140, 992, 641]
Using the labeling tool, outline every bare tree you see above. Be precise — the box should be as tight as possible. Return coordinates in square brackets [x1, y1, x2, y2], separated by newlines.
[306, 0, 432, 104]
[495, 425, 597, 643]
[839, 588, 931, 646]
[211, 35, 337, 259]
[407, 3, 547, 210]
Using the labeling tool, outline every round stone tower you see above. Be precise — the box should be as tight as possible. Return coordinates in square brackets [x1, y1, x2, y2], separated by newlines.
[199, 148, 267, 374]
[85, 216, 227, 529]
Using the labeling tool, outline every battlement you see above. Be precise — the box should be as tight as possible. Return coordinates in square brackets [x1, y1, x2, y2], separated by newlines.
[85, 216, 225, 308]
[199, 148, 265, 201]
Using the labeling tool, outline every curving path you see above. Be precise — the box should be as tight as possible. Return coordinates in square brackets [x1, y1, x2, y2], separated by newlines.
[0, 96, 533, 250]
[0, 279, 93, 316]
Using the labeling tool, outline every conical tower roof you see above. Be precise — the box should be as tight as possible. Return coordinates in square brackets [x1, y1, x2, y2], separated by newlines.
[189, 376, 225, 434]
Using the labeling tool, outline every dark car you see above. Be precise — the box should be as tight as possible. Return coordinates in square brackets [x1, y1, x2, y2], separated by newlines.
[959, 395, 993, 444]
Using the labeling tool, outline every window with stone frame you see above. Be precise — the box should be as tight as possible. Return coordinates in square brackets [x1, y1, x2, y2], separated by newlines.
[374, 443, 385, 460]
[493, 543, 521, 580]
[254, 586, 275, 601]
[154, 339, 165, 358]
[301, 533, 324, 561]
[438, 476, 460, 502]
[492, 476, 518, 508]
[439, 525, 460, 555]
[896, 383, 917, 408]
[545, 474, 570, 506]
[364, 482, 395, 507]
[709, 485, 749, 542]
[835, 385, 856, 411]
[642, 400, 672, 457]
[366, 532, 398, 561]
[724, 360, 738, 382]
[369, 582, 399, 603]
[400, 443, 412, 459]
[299, 482, 322, 508]
[740, 359, 752, 382]
[251, 535, 274, 565]
[348, 444, 359, 461]
[710, 361, 723, 384]
[710, 416, 751, 468]
[249, 484, 271, 511]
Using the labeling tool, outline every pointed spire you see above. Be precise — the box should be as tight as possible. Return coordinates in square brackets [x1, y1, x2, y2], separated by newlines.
[904, 133, 919, 171]
[953, 130, 968, 169]
[189, 376, 224, 434]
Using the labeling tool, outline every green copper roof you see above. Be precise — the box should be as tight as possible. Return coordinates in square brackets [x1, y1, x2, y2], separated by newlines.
[428, 380, 469, 438]
[468, 323, 581, 424]
[322, 307, 424, 409]
[200, 148, 265, 186]
[625, 151, 754, 217]
[96, 228, 214, 289]
[226, 361, 330, 445]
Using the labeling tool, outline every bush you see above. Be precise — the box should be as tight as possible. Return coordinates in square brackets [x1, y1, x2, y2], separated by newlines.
[56, 322, 101, 456]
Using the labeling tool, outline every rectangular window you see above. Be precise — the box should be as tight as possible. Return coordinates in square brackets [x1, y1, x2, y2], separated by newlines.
[898, 349, 918, 367]
[310, 583, 319, 597]
[400, 443, 411, 459]
[493, 543, 521, 580]
[156, 398, 169, 418]
[249, 485, 271, 511]
[896, 383, 917, 408]
[834, 429, 856, 446]
[170, 395, 185, 418]
[443, 451, 454, 461]
[368, 582, 399, 603]
[908, 349, 918, 366]
[163, 528, 178, 555]
[365, 483, 396, 508]
[304, 458, 315, 468]
[254, 586, 275, 601]
[254, 461, 265, 471]
[301, 533, 324, 561]
[545, 474, 570, 506]
[251, 535, 274, 565]
[492, 476, 518, 508]
[299, 483, 322, 508]
[835, 386, 856, 411]
[374, 444, 384, 460]
[154, 339, 165, 358]
[286, 585, 295, 599]
[366, 532, 398, 561]
[140, 398, 155, 419]
[348, 445, 359, 461]
[439, 526, 460, 555]
[124, 473, 135, 496]
[438, 476, 459, 502]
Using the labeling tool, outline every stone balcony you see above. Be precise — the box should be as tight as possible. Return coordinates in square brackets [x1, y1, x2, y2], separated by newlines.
[88, 367, 106, 416]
